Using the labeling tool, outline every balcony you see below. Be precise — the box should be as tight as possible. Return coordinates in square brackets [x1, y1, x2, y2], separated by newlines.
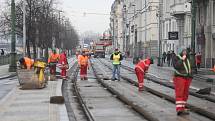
[170, 2, 191, 17]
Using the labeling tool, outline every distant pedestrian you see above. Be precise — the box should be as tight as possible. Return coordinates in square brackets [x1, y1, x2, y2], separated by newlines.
[171, 51, 176, 66]
[78, 50, 90, 80]
[58, 50, 69, 80]
[110, 48, 123, 81]
[172, 49, 194, 115]
[195, 52, 201, 69]
[134, 57, 153, 91]
[1, 49, 4, 56]
[162, 52, 167, 63]
[167, 51, 171, 66]
[126, 51, 130, 58]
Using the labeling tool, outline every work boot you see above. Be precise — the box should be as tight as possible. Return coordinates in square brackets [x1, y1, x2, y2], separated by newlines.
[84, 77, 88, 80]
[138, 87, 144, 91]
[111, 78, 115, 81]
[177, 110, 189, 116]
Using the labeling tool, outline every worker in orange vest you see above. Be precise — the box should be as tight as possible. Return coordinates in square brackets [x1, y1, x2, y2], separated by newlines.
[19, 57, 34, 70]
[134, 57, 153, 91]
[78, 50, 89, 80]
[58, 50, 69, 80]
[48, 49, 59, 75]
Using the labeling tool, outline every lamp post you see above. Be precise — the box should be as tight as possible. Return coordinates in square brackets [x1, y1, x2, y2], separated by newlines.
[191, 0, 197, 52]
[9, 0, 17, 72]
[23, 0, 26, 56]
[157, 0, 163, 66]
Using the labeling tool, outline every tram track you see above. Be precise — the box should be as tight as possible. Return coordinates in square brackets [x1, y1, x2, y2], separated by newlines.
[120, 62, 215, 101]
[96, 58, 215, 120]
[102, 58, 215, 100]
[64, 59, 147, 121]
[62, 58, 91, 121]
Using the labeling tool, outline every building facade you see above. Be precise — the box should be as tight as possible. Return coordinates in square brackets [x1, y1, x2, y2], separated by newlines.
[195, 0, 215, 67]
[110, 0, 215, 68]
[122, 0, 160, 58]
[110, 0, 124, 52]
[162, 0, 192, 54]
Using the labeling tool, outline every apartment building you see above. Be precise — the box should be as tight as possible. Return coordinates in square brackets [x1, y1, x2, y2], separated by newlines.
[122, 0, 159, 58]
[110, 0, 124, 52]
[194, 0, 215, 67]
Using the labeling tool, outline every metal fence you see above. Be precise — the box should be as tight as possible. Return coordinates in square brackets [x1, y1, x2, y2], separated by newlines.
[0, 54, 22, 66]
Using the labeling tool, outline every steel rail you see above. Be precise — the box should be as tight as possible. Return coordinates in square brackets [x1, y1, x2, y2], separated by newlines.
[91, 62, 159, 121]
[98, 59, 215, 120]
[71, 67, 95, 121]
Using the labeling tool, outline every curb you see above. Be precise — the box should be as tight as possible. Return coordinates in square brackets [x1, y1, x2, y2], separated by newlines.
[0, 73, 16, 80]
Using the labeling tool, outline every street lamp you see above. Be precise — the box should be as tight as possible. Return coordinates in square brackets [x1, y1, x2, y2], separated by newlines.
[23, 0, 26, 56]
[157, 0, 163, 66]
[9, 0, 17, 72]
[191, 0, 197, 52]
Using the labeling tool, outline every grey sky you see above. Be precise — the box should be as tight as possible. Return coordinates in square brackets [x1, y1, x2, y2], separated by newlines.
[60, 0, 115, 34]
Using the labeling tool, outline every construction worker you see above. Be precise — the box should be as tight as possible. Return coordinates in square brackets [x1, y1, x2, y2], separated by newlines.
[210, 65, 215, 72]
[78, 50, 89, 80]
[19, 57, 34, 70]
[48, 49, 59, 75]
[110, 48, 123, 81]
[172, 49, 194, 115]
[58, 50, 68, 80]
[134, 57, 152, 91]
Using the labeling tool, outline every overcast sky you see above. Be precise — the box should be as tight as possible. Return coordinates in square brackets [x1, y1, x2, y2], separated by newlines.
[0, 0, 115, 34]
[60, 0, 115, 34]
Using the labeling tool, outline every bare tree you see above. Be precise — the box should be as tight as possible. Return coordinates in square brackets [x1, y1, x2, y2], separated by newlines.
[0, 0, 79, 60]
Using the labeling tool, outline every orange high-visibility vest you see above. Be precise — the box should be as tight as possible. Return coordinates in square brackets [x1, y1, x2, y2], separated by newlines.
[48, 53, 59, 63]
[135, 59, 151, 73]
[24, 57, 34, 69]
[78, 55, 88, 66]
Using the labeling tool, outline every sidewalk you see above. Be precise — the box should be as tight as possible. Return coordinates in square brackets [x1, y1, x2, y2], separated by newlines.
[0, 79, 69, 121]
[0, 57, 76, 121]
[0, 65, 16, 78]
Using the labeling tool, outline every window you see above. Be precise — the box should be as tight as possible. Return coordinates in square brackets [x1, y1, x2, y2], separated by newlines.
[166, 23, 168, 38]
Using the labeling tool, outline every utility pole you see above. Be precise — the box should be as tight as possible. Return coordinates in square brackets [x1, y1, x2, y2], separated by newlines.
[191, 0, 197, 52]
[144, 0, 147, 58]
[58, 11, 63, 49]
[157, 0, 163, 66]
[132, 4, 137, 59]
[9, 0, 17, 72]
[112, 17, 115, 49]
[23, 0, 26, 56]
